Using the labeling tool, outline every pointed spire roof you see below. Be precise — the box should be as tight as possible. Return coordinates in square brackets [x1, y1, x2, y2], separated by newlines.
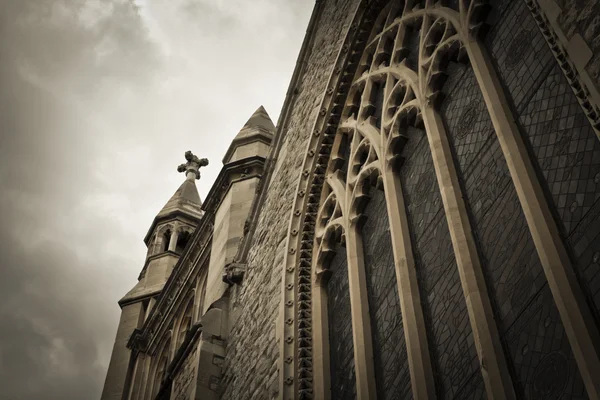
[223, 106, 275, 164]
[144, 151, 208, 244]
[156, 178, 202, 219]
[242, 105, 276, 132]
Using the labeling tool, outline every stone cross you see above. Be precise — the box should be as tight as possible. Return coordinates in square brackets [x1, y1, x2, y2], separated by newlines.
[177, 151, 209, 180]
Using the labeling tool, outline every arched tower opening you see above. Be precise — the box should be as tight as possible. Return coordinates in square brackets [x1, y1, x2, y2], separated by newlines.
[176, 231, 191, 254]
[162, 230, 172, 253]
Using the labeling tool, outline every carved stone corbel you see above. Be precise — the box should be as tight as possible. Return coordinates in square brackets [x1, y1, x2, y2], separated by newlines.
[126, 328, 147, 353]
[222, 262, 247, 285]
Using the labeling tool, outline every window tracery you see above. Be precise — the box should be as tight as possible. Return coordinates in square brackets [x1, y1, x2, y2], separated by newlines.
[282, 1, 600, 399]
[176, 296, 194, 350]
[149, 334, 172, 399]
[312, 2, 489, 398]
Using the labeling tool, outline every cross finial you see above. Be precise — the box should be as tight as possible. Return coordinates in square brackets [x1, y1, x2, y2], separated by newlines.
[177, 151, 208, 180]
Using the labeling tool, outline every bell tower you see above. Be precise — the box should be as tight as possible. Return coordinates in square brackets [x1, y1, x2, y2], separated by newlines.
[101, 151, 208, 400]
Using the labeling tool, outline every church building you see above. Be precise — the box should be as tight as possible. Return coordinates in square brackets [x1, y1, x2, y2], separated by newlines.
[102, 0, 600, 399]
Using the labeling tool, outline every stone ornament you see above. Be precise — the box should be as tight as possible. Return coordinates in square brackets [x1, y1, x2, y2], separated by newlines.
[177, 150, 209, 180]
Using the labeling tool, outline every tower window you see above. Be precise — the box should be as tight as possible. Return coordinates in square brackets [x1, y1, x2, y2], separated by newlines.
[162, 230, 172, 253]
[176, 231, 191, 254]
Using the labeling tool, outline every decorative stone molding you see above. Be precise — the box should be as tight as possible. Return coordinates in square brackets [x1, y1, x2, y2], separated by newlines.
[524, 0, 600, 139]
[278, 2, 388, 398]
[177, 150, 209, 180]
[127, 329, 147, 354]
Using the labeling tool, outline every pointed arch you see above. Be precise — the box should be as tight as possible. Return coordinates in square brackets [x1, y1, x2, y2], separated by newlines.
[280, 1, 600, 399]
[175, 293, 195, 351]
[147, 331, 172, 400]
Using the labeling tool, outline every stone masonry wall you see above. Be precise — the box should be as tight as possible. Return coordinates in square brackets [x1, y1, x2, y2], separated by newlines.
[219, 1, 361, 399]
[556, 0, 600, 84]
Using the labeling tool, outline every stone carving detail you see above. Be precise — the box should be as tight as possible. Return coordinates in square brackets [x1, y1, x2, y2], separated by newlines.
[222, 263, 246, 285]
[277, 3, 385, 398]
[177, 150, 209, 180]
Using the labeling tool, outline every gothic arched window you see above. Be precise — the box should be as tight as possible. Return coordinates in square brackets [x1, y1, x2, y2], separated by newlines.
[176, 297, 194, 350]
[150, 337, 171, 399]
[282, 1, 600, 399]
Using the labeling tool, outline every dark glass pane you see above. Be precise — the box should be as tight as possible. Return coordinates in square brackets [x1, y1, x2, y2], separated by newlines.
[441, 50, 587, 399]
[328, 246, 357, 400]
[399, 124, 480, 399]
[363, 188, 412, 399]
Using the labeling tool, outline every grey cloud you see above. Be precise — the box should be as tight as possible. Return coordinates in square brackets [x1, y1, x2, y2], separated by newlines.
[0, 0, 312, 398]
[0, 1, 164, 398]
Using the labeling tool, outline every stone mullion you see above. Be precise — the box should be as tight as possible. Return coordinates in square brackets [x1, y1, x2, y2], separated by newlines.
[421, 105, 516, 400]
[311, 262, 331, 400]
[466, 39, 600, 399]
[168, 227, 178, 252]
[344, 222, 377, 399]
[380, 165, 437, 399]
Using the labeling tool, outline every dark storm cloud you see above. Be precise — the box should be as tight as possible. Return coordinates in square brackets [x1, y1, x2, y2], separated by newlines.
[0, 0, 312, 398]
[0, 1, 163, 398]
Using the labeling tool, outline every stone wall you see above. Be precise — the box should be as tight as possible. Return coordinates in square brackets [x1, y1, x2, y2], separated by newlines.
[172, 342, 198, 400]
[219, 1, 361, 399]
[555, 0, 600, 84]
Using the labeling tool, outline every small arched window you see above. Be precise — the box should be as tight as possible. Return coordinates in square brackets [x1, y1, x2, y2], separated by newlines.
[151, 338, 171, 399]
[176, 299, 194, 349]
[175, 231, 191, 254]
[162, 230, 172, 253]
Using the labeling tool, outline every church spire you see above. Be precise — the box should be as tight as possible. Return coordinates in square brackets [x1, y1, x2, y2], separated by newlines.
[222, 106, 275, 164]
[143, 151, 208, 245]
[241, 105, 276, 132]
[155, 151, 208, 221]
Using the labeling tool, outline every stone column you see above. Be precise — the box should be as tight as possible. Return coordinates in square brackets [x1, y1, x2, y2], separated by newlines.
[355, 115, 436, 399]
[466, 39, 600, 399]
[168, 228, 178, 253]
[311, 271, 331, 400]
[421, 105, 516, 399]
[381, 159, 436, 399]
[344, 226, 377, 399]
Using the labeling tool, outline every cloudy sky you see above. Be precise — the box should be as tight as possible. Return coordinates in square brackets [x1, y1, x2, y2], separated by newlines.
[0, 0, 312, 398]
